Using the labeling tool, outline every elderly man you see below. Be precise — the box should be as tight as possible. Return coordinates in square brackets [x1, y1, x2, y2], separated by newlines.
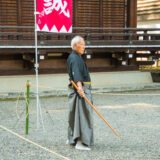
[66, 36, 94, 150]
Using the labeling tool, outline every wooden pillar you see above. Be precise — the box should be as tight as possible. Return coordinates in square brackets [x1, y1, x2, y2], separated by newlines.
[127, 0, 137, 28]
[99, 0, 103, 27]
[17, 0, 22, 26]
[127, 0, 137, 66]
[73, 0, 77, 27]
[17, 0, 22, 40]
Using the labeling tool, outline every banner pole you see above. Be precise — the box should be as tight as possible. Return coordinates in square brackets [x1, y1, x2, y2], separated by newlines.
[34, 0, 45, 131]
[34, 0, 39, 129]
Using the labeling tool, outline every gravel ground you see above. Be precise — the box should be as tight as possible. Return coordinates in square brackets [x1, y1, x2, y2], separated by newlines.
[0, 90, 160, 160]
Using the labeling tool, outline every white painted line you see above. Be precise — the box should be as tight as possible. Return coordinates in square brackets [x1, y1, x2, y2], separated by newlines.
[0, 125, 70, 160]
[95, 93, 160, 96]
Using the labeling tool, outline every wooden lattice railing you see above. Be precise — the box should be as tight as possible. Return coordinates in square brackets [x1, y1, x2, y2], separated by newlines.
[0, 26, 160, 49]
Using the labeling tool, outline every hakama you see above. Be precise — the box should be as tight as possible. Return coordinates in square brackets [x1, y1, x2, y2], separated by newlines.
[67, 83, 94, 147]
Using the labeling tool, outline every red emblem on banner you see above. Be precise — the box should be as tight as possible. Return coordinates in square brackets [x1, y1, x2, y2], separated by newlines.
[37, 0, 72, 33]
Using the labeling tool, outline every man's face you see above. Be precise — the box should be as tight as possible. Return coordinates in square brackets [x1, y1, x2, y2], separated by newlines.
[74, 39, 85, 56]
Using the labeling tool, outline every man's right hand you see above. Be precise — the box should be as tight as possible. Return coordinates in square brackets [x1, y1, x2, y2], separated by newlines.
[77, 81, 85, 97]
[77, 86, 85, 97]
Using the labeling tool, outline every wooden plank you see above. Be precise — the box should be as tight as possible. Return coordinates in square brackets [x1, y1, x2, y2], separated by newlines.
[76, 0, 100, 27]
[0, 0, 18, 26]
[103, 0, 125, 29]
[21, 0, 34, 26]
[0, 60, 24, 70]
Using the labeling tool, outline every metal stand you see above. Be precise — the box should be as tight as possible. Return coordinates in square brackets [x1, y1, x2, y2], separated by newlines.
[34, 0, 45, 131]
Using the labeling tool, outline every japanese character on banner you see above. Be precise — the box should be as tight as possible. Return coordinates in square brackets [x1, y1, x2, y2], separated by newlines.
[37, 0, 72, 33]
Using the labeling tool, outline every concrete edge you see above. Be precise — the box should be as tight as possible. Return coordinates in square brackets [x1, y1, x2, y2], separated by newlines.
[1, 83, 160, 99]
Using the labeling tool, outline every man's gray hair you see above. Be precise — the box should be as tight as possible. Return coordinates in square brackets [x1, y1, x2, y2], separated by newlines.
[71, 36, 84, 49]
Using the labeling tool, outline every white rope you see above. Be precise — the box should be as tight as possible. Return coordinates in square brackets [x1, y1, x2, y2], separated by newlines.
[16, 86, 28, 120]
[0, 125, 70, 160]
[95, 93, 160, 96]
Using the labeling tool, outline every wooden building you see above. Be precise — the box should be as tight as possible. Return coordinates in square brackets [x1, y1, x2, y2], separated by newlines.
[137, 0, 160, 28]
[137, 0, 160, 67]
[0, 0, 159, 75]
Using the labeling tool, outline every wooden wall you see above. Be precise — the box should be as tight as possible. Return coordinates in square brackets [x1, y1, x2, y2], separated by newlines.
[0, 0, 34, 40]
[0, 0, 34, 26]
[0, 0, 127, 30]
[20, 0, 34, 26]
[0, 0, 18, 40]
[74, 0, 126, 28]
[137, 0, 160, 25]
[0, 0, 18, 26]
[0, 0, 130, 42]
[0, 0, 138, 74]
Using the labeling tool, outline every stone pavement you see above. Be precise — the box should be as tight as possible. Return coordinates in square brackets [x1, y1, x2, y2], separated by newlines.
[0, 90, 160, 160]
